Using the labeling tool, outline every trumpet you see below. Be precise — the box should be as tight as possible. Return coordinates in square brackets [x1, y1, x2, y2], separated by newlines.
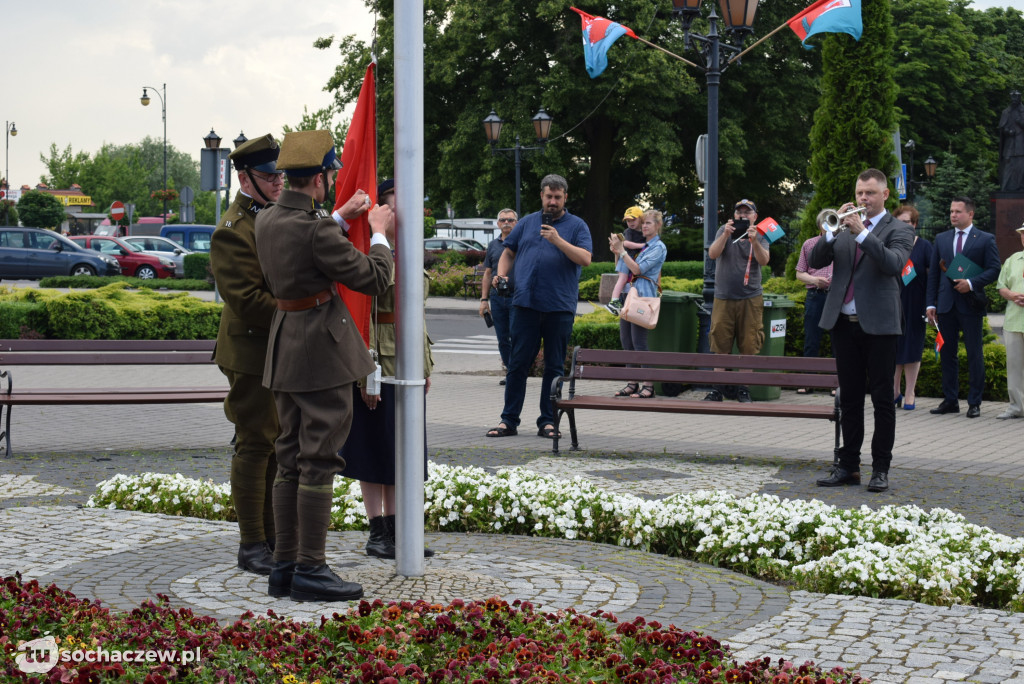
[820, 206, 866, 234]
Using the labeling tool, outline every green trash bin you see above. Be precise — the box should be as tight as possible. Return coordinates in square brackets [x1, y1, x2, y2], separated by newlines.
[746, 293, 796, 401]
[647, 291, 701, 396]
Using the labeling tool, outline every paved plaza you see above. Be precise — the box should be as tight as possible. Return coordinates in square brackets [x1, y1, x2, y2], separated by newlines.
[2, 296, 1024, 682]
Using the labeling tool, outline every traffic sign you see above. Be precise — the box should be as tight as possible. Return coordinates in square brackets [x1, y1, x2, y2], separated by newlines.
[110, 201, 125, 221]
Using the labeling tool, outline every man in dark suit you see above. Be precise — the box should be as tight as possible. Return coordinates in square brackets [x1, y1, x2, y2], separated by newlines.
[926, 196, 1001, 418]
[210, 134, 285, 576]
[255, 130, 394, 602]
[810, 168, 914, 493]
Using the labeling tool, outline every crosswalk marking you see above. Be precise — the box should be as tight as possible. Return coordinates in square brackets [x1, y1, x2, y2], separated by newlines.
[432, 334, 499, 355]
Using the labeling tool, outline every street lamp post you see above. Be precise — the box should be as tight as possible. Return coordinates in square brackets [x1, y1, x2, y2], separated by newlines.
[483, 108, 553, 217]
[672, 0, 759, 353]
[203, 128, 224, 225]
[140, 84, 168, 221]
[4, 121, 16, 225]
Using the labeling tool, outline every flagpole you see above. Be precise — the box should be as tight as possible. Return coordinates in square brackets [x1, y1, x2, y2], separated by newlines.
[633, 36, 701, 69]
[726, 22, 788, 65]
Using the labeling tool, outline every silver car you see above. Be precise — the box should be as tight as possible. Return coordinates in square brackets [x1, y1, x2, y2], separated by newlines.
[122, 235, 191, 278]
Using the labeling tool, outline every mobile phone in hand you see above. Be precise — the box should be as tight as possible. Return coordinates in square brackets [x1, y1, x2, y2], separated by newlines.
[733, 218, 750, 233]
[483, 311, 494, 328]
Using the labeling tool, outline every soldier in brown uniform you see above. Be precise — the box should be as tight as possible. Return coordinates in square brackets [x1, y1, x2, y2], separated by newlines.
[255, 130, 394, 602]
[210, 134, 285, 576]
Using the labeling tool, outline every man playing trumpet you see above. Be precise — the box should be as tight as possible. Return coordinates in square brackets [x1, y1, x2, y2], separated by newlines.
[809, 168, 914, 493]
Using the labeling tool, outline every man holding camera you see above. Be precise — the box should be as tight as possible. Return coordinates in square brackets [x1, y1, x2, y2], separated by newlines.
[704, 199, 770, 402]
[479, 208, 518, 384]
[486, 174, 592, 439]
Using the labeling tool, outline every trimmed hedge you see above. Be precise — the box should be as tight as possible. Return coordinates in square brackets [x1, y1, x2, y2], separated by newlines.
[0, 282, 221, 340]
[184, 252, 212, 281]
[39, 275, 214, 290]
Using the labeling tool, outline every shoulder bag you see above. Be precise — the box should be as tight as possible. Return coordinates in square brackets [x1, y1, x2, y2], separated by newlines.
[619, 276, 661, 329]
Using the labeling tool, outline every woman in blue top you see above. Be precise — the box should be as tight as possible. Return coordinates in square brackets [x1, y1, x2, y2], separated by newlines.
[608, 209, 668, 398]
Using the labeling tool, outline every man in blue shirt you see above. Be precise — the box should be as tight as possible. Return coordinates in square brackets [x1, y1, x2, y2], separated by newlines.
[486, 174, 593, 439]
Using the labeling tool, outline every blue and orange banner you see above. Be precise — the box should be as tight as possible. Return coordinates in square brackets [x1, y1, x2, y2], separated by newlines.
[787, 0, 863, 47]
[570, 7, 637, 78]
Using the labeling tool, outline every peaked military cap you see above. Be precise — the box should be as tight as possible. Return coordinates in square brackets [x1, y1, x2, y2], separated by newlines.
[229, 134, 281, 174]
[277, 130, 343, 177]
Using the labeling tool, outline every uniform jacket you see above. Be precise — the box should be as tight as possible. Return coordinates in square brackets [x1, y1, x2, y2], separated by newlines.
[369, 268, 435, 378]
[926, 226, 1001, 316]
[254, 189, 393, 392]
[210, 191, 278, 375]
[809, 212, 914, 335]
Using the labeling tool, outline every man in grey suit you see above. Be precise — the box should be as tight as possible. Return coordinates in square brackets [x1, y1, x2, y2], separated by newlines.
[809, 168, 914, 493]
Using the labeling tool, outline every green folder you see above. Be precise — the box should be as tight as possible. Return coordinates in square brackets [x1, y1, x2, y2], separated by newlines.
[945, 252, 982, 281]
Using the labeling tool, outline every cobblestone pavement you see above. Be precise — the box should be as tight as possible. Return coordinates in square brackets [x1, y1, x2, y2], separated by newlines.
[2, 298, 1024, 681]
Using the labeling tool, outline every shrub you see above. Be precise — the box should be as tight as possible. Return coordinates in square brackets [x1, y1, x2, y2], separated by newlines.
[183, 252, 211, 280]
[39, 275, 214, 290]
[426, 262, 474, 297]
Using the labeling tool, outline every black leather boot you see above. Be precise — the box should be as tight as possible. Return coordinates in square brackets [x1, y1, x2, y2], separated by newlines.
[237, 542, 274, 575]
[383, 514, 434, 558]
[289, 564, 363, 602]
[268, 561, 295, 598]
[365, 516, 394, 558]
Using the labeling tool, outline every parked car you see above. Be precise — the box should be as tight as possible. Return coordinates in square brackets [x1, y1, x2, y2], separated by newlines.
[160, 225, 214, 253]
[0, 227, 121, 279]
[424, 238, 481, 252]
[69, 235, 176, 279]
[122, 235, 191, 278]
[456, 237, 486, 250]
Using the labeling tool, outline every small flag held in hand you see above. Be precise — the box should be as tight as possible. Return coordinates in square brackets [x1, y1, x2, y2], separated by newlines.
[934, 330, 944, 360]
[756, 217, 785, 243]
[902, 259, 917, 286]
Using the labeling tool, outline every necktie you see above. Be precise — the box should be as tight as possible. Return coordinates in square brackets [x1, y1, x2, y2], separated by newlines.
[842, 219, 871, 305]
[955, 230, 965, 256]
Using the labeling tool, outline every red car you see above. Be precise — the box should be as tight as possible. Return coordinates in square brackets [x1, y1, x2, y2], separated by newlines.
[69, 236, 176, 279]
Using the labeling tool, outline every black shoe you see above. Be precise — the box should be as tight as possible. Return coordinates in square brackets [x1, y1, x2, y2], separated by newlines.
[381, 514, 434, 558]
[930, 401, 960, 415]
[499, 378, 506, 386]
[290, 564, 364, 602]
[816, 467, 861, 487]
[736, 387, 752, 403]
[966, 405, 981, 418]
[366, 515, 395, 559]
[268, 561, 296, 597]
[867, 472, 889, 492]
[237, 542, 274, 575]
[703, 389, 724, 402]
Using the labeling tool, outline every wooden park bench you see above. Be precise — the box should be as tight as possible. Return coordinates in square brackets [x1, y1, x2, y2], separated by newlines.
[549, 347, 840, 454]
[462, 263, 488, 298]
[0, 339, 226, 457]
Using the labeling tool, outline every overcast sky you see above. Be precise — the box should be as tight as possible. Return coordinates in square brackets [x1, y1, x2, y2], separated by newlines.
[2, 0, 1021, 198]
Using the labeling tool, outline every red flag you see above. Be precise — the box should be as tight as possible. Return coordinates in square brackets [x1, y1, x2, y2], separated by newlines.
[333, 62, 377, 346]
[934, 330, 944, 360]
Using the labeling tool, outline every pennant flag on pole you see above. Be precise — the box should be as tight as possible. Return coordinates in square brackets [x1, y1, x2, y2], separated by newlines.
[570, 6, 637, 78]
[786, 0, 863, 48]
[333, 62, 377, 346]
[756, 217, 785, 243]
[902, 259, 917, 286]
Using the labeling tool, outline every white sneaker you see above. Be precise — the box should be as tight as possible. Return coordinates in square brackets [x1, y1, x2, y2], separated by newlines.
[605, 301, 622, 316]
[996, 410, 1023, 420]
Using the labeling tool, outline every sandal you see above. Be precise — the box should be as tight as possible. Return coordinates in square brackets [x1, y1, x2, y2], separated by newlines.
[486, 424, 518, 437]
[537, 425, 561, 439]
[614, 383, 640, 397]
[632, 385, 655, 399]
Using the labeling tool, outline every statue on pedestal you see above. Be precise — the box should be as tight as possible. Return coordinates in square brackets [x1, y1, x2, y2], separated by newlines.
[999, 90, 1024, 192]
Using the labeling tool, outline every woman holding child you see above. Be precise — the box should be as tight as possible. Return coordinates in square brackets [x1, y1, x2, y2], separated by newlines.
[608, 209, 668, 399]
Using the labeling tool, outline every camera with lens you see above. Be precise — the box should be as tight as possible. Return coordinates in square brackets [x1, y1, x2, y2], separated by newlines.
[494, 277, 512, 297]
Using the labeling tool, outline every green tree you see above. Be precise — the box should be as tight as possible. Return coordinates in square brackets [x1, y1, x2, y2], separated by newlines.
[40, 144, 91, 189]
[916, 151, 999, 239]
[315, 0, 820, 258]
[17, 190, 67, 229]
[800, 0, 899, 243]
[0, 200, 18, 226]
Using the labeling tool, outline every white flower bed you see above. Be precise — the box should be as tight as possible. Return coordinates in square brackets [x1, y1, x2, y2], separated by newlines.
[86, 464, 1024, 612]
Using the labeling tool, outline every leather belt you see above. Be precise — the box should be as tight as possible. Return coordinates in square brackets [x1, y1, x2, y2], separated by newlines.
[376, 312, 396, 324]
[839, 313, 859, 323]
[276, 289, 333, 311]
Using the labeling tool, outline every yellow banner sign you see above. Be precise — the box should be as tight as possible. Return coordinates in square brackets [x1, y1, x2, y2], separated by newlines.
[57, 195, 93, 206]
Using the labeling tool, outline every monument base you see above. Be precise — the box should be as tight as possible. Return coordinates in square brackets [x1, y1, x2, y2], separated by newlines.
[991, 193, 1024, 262]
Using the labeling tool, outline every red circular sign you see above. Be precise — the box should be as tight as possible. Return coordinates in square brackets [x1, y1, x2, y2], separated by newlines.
[110, 201, 125, 221]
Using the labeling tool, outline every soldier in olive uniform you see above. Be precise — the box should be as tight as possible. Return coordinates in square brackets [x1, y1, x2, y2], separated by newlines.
[254, 130, 394, 603]
[210, 134, 285, 575]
